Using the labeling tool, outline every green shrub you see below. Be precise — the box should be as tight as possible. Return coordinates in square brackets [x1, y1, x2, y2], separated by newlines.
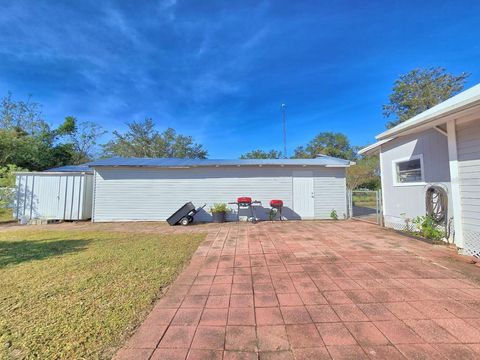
[0, 187, 14, 209]
[210, 203, 229, 214]
[330, 209, 338, 220]
[0, 164, 27, 209]
[412, 215, 445, 241]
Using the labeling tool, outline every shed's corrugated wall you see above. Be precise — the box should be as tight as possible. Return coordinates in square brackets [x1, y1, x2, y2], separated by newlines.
[92, 166, 346, 222]
[14, 173, 93, 221]
[456, 118, 480, 251]
[380, 128, 451, 229]
[82, 175, 94, 219]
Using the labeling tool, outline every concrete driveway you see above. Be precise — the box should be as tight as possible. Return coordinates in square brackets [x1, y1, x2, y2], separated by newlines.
[115, 220, 480, 360]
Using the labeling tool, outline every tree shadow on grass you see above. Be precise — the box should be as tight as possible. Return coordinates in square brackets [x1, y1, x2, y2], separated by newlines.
[0, 239, 91, 268]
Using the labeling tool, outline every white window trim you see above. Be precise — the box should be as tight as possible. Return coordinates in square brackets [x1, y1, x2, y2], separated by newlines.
[392, 154, 426, 187]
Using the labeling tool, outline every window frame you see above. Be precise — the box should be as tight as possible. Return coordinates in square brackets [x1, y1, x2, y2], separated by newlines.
[392, 154, 425, 186]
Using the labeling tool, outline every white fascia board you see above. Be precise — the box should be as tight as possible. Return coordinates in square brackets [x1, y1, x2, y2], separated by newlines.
[358, 138, 394, 156]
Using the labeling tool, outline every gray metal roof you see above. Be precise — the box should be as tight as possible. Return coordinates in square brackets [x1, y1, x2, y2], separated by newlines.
[88, 156, 353, 168]
[46, 164, 93, 173]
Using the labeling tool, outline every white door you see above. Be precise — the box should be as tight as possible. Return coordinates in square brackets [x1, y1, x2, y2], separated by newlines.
[292, 171, 315, 218]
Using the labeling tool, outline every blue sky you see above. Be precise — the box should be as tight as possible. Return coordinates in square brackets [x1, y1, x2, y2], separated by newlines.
[1, 1, 479, 158]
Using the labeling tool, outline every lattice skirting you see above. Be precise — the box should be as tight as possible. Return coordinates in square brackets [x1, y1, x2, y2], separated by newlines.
[384, 216, 411, 231]
[462, 230, 480, 258]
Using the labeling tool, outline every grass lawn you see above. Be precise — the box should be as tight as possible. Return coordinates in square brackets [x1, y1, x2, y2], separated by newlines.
[352, 194, 377, 209]
[0, 229, 204, 359]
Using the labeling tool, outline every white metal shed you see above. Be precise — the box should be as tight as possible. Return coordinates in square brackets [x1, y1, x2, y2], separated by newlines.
[88, 157, 353, 222]
[14, 167, 93, 221]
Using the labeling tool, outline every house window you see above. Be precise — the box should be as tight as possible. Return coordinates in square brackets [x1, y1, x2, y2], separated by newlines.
[394, 156, 424, 184]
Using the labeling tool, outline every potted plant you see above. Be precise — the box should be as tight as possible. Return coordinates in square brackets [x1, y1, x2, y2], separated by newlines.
[210, 203, 229, 223]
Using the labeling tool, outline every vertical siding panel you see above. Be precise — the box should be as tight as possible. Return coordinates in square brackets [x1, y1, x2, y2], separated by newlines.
[29, 175, 35, 220]
[14, 175, 22, 219]
[14, 173, 93, 221]
[77, 176, 83, 220]
[23, 175, 30, 218]
[69, 176, 75, 219]
[380, 128, 451, 228]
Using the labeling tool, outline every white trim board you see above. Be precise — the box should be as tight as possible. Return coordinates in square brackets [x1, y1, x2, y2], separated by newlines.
[447, 120, 464, 249]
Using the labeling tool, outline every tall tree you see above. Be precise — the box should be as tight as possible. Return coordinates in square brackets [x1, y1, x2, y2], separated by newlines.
[103, 118, 208, 159]
[293, 132, 355, 160]
[0, 94, 76, 170]
[63, 116, 106, 164]
[0, 92, 44, 134]
[383, 67, 469, 128]
[346, 155, 380, 190]
[0, 164, 27, 209]
[240, 149, 282, 159]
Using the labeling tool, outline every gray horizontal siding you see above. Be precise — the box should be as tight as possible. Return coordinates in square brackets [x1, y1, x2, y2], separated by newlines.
[314, 169, 347, 218]
[457, 119, 480, 233]
[380, 128, 451, 224]
[92, 166, 346, 222]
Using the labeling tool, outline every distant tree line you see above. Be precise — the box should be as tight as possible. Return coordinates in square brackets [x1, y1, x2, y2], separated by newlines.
[0, 67, 469, 191]
[0, 94, 208, 173]
[103, 119, 208, 159]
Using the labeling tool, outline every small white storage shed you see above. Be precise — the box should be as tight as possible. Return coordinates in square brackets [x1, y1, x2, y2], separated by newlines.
[88, 157, 353, 222]
[14, 165, 93, 221]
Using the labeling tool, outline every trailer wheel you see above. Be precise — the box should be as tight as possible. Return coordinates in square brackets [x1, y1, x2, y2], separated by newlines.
[180, 217, 190, 226]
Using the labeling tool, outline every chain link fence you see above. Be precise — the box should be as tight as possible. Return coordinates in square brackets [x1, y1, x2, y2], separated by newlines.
[347, 189, 383, 225]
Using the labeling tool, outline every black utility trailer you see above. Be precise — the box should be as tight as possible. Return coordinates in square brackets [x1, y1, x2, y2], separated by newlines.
[167, 202, 206, 226]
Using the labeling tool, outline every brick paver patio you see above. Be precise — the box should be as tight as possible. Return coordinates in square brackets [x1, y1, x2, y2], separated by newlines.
[115, 220, 480, 360]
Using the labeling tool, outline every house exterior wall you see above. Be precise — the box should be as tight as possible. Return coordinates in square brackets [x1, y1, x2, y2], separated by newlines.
[14, 173, 93, 221]
[380, 128, 451, 229]
[456, 118, 480, 254]
[91, 166, 346, 222]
